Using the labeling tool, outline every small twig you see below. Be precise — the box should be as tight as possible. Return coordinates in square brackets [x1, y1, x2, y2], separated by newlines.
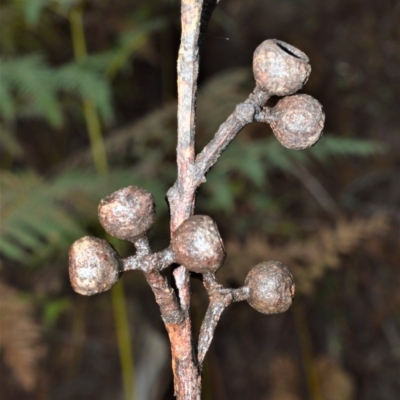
[132, 236, 151, 256]
[195, 88, 270, 182]
[197, 273, 249, 366]
[146, 270, 184, 325]
[122, 247, 175, 273]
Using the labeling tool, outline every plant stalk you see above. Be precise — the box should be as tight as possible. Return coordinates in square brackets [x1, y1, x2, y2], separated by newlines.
[69, 7, 109, 175]
[165, 0, 205, 398]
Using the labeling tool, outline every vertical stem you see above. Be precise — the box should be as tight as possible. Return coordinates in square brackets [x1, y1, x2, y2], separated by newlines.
[69, 7, 135, 400]
[165, 1, 204, 399]
[169, 0, 203, 232]
[111, 281, 136, 400]
[82, 99, 109, 175]
[176, 0, 201, 177]
[69, 7, 109, 175]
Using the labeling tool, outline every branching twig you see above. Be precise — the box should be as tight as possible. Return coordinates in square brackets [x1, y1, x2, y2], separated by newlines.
[69, 2, 324, 399]
[197, 273, 249, 366]
[195, 88, 270, 180]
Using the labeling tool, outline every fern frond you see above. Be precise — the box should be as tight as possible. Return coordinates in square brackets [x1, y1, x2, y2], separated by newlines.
[22, 0, 53, 26]
[0, 280, 45, 391]
[0, 170, 85, 263]
[0, 55, 63, 126]
[106, 16, 167, 78]
[0, 167, 169, 265]
[56, 62, 114, 123]
[310, 136, 387, 162]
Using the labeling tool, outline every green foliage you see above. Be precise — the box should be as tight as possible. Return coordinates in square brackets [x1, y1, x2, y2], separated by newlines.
[0, 55, 114, 126]
[309, 136, 387, 161]
[201, 134, 387, 215]
[104, 16, 167, 78]
[0, 168, 169, 265]
[0, 0, 167, 157]
[0, 56, 63, 126]
[22, 0, 79, 26]
[41, 296, 71, 328]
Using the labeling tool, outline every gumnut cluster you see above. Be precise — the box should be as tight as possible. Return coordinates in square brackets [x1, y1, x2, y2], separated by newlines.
[253, 39, 325, 150]
[69, 185, 295, 315]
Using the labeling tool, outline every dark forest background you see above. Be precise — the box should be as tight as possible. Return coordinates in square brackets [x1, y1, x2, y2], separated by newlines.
[1, 1, 399, 399]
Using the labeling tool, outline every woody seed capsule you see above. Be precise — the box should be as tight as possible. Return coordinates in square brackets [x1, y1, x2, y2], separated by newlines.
[98, 186, 156, 242]
[270, 94, 325, 150]
[171, 215, 226, 274]
[245, 261, 295, 314]
[253, 39, 311, 96]
[69, 236, 121, 296]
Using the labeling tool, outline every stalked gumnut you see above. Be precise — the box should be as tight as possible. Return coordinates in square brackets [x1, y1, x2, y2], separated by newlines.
[171, 215, 225, 274]
[270, 94, 324, 150]
[98, 186, 155, 242]
[245, 261, 295, 315]
[253, 39, 311, 96]
[69, 236, 121, 296]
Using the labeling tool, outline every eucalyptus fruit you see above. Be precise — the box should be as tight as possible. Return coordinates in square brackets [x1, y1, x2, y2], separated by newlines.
[270, 94, 325, 150]
[245, 261, 295, 315]
[171, 215, 226, 273]
[98, 186, 156, 242]
[69, 236, 121, 296]
[253, 39, 311, 96]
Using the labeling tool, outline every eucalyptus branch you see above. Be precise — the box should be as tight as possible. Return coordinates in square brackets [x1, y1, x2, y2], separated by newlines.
[122, 247, 175, 273]
[68, 2, 325, 399]
[195, 88, 270, 180]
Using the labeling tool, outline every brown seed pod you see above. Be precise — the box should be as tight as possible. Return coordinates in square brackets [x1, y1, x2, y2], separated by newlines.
[98, 186, 156, 242]
[245, 261, 295, 315]
[69, 236, 121, 296]
[270, 94, 325, 150]
[171, 215, 226, 274]
[253, 39, 311, 96]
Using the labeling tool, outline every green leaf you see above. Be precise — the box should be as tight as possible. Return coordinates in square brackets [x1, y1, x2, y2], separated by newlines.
[23, 0, 53, 26]
[42, 297, 71, 328]
[106, 17, 167, 78]
[56, 62, 114, 123]
[0, 236, 27, 262]
[310, 136, 387, 162]
[0, 55, 63, 126]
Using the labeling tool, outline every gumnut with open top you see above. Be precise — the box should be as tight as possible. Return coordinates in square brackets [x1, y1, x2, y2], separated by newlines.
[245, 261, 295, 314]
[270, 94, 325, 150]
[253, 39, 311, 96]
[69, 236, 122, 296]
[98, 186, 156, 242]
[171, 215, 226, 274]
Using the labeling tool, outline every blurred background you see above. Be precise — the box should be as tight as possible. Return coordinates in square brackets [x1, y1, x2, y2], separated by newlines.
[0, 0, 399, 399]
